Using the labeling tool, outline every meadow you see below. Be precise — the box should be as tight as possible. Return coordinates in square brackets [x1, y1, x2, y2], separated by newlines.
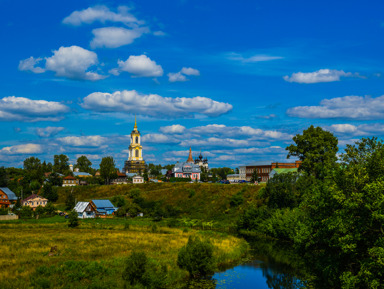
[0, 217, 249, 289]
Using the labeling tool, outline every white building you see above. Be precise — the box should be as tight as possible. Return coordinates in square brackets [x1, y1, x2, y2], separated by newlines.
[73, 202, 96, 219]
[239, 166, 246, 181]
[133, 175, 144, 184]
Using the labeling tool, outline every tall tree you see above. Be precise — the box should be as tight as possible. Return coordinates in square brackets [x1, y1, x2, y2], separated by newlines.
[53, 154, 69, 174]
[23, 157, 43, 181]
[250, 169, 259, 183]
[0, 166, 7, 187]
[99, 156, 117, 185]
[76, 155, 92, 173]
[286, 125, 338, 180]
[42, 183, 58, 202]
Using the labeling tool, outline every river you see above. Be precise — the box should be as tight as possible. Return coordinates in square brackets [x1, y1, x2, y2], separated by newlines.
[213, 238, 308, 289]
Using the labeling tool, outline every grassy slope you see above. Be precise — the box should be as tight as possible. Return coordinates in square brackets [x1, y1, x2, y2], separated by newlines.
[0, 218, 249, 289]
[56, 183, 264, 222]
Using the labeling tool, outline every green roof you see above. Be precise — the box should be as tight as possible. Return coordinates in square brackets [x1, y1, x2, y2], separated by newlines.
[271, 168, 298, 174]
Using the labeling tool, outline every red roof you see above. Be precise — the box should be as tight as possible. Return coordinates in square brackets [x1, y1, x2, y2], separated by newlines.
[64, 176, 76, 180]
[22, 194, 46, 203]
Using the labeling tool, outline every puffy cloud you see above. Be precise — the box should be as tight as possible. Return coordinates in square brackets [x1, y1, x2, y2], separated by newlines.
[227, 53, 283, 63]
[168, 67, 200, 82]
[45, 46, 106, 81]
[36, 127, 65, 137]
[81, 90, 232, 118]
[142, 134, 179, 143]
[0, 144, 42, 154]
[0, 96, 69, 122]
[110, 55, 163, 77]
[91, 27, 149, 49]
[327, 123, 384, 136]
[57, 135, 106, 147]
[180, 137, 251, 147]
[63, 5, 140, 26]
[168, 72, 187, 82]
[189, 124, 292, 140]
[328, 124, 357, 134]
[18, 57, 45, 73]
[159, 125, 186, 134]
[287, 95, 384, 120]
[283, 69, 357, 84]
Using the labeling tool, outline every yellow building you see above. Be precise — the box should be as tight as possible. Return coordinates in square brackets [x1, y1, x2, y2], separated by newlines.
[22, 194, 48, 210]
[123, 116, 146, 174]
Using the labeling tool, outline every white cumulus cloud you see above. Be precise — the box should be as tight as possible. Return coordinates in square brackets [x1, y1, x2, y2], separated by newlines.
[287, 95, 384, 120]
[45, 46, 106, 81]
[0, 96, 69, 122]
[18, 57, 45, 73]
[81, 90, 232, 118]
[36, 127, 65, 137]
[110, 55, 163, 77]
[159, 125, 186, 134]
[0, 144, 42, 154]
[57, 135, 107, 147]
[227, 53, 283, 63]
[168, 67, 200, 82]
[91, 27, 149, 49]
[63, 5, 140, 26]
[283, 69, 357, 84]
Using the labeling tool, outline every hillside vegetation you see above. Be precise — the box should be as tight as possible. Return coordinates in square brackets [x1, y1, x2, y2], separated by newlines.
[57, 183, 264, 222]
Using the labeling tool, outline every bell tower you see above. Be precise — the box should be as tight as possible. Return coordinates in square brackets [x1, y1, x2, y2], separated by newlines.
[124, 116, 146, 174]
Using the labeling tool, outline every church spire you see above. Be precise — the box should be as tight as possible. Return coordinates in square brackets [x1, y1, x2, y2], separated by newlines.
[187, 147, 194, 163]
[134, 115, 137, 130]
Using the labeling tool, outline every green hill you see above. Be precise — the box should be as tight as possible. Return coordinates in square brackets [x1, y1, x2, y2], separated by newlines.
[57, 183, 264, 222]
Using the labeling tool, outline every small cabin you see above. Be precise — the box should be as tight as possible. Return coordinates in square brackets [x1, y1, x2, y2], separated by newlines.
[74, 201, 96, 219]
[21, 194, 48, 210]
[91, 199, 117, 216]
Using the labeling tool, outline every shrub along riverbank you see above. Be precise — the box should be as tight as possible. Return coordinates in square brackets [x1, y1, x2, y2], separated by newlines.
[0, 218, 249, 289]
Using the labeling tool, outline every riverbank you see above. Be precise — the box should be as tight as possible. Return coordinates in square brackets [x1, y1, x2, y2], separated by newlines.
[0, 217, 249, 288]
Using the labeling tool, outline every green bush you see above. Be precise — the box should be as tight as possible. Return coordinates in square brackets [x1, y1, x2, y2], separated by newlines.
[111, 195, 126, 207]
[19, 206, 33, 219]
[67, 210, 79, 228]
[123, 252, 168, 288]
[0, 207, 8, 215]
[177, 235, 215, 278]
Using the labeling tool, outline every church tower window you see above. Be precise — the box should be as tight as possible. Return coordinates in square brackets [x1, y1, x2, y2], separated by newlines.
[135, 136, 138, 143]
[136, 150, 139, 158]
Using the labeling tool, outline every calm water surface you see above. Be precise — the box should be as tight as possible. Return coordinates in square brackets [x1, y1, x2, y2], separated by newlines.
[213, 239, 307, 289]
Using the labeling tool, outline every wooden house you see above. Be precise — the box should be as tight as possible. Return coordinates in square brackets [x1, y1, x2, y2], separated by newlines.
[0, 188, 17, 208]
[73, 202, 96, 219]
[91, 199, 117, 216]
[63, 176, 78, 187]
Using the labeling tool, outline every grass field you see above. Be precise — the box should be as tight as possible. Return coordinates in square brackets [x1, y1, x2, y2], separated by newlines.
[0, 217, 249, 289]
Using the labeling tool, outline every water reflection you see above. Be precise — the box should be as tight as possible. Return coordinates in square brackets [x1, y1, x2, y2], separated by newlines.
[214, 238, 307, 289]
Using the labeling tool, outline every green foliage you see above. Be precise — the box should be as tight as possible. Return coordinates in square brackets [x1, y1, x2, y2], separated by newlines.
[19, 206, 33, 219]
[35, 205, 45, 216]
[188, 189, 196, 198]
[44, 202, 56, 216]
[29, 180, 41, 192]
[23, 157, 43, 182]
[230, 189, 245, 207]
[170, 177, 191, 182]
[53, 154, 70, 175]
[0, 207, 8, 215]
[210, 167, 234, 180]
[99, 156, 117, 185]
[122, 251, 168, 288]
[286, 125, 338, 179]
[115, 202, 142, 217]
[75, 155, 93, 173]
[263, 172, 299, 209]
[48, 172, 63, 187]
[177, 235, 215, 278]
[0, 166, 8, 187]
[127, 188, 141, 200]
[42, 183, 58, 202]
[65, 191, 76, 211]
[110, 195, 126, 207]
[68, 210, 79, 228]
[250, 169, 259, 183]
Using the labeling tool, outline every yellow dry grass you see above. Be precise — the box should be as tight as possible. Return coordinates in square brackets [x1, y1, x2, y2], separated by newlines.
[0, 223, 248, 288]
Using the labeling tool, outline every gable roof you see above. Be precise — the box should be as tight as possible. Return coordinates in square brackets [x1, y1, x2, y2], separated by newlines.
[271, 168, 298, 174]
[0, 187, 17, 201]
[92, 199, 114, 208]
[64, 176, 77, 180]
[73, 172, 92, 177]
[74, 202, 90, 213]
[21, 194, 47, 203]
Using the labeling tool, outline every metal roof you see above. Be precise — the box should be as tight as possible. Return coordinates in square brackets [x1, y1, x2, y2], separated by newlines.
[244, 161, 273, 167]
[92, 199, 115, 208]
[173, 162, 201, 173]
[0, 187, 17, 201]
[271, 168, 298, 174]
[73, 172, 92, 177]
[74, 202, 89, 213]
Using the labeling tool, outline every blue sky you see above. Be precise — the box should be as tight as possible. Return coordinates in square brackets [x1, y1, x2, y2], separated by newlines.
[1, 0, 384, 169]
